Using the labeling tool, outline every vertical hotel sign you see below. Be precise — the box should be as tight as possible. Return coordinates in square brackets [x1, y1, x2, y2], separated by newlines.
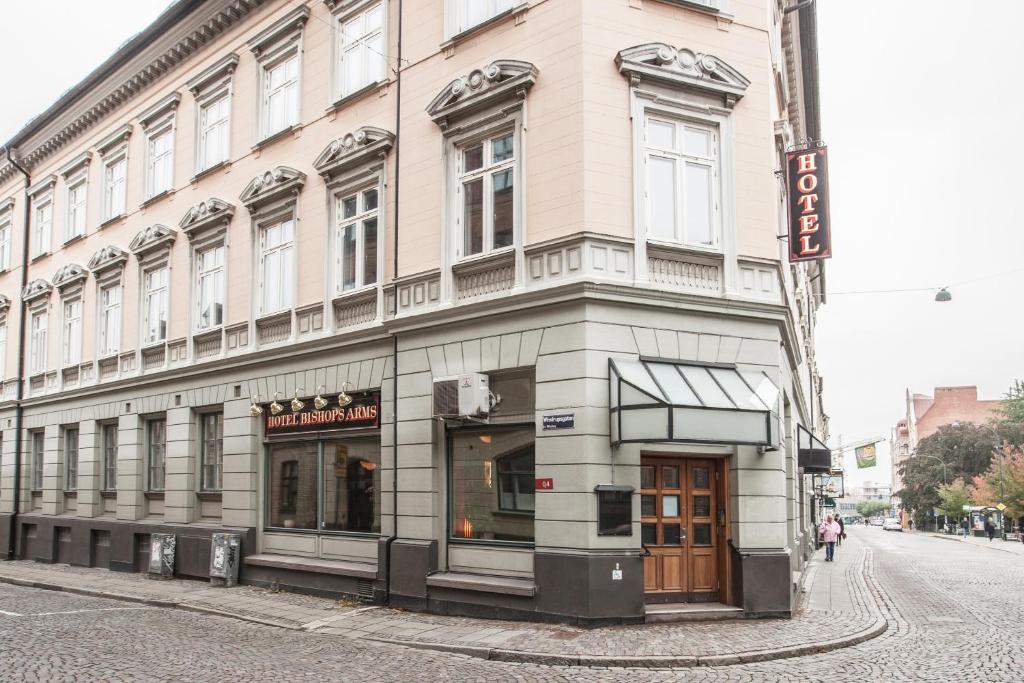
[786, 146, 832, 261]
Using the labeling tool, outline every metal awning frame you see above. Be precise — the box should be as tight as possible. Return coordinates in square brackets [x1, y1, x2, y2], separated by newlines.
[609, 357, 778, 448]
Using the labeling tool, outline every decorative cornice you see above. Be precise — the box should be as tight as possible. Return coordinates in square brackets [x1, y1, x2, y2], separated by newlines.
[87, 245, 129, 274]
[0, 0, 266, 182]
[59, 151, 93, 180]
[427, 60, 538, 129]
[0, 294, 10, 314]
[179, 198, 236, 239]
[248, 6, 310, 58]
[187, 53, 240, 97]
[22, 278, 53, 303]
[129, 224, 178, 256]
[96, 124, 133, 157]
[138, 92, 181, 130]
[616, 43, 750, 108]
[239, 166, 306, 212]
[52, 263, 89, 291]
[313, 126, 395, 181]
[27, 175, 57, 198]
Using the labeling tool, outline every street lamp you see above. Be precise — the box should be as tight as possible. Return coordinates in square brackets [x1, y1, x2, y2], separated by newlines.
[934, 287, 952, 302]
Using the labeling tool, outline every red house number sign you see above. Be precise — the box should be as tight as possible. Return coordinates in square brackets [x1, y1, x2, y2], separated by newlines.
[535, 478, 554, 491]
[785, 146, 832, 262]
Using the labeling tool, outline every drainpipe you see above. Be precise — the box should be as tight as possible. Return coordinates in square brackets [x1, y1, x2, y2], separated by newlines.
[4, 146, 30, 561]
[384, 0, 403, 602]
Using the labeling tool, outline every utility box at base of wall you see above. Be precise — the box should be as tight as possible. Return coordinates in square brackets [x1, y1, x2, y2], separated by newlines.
[148, 534, 176, 579]
[209, 533, 241, 587]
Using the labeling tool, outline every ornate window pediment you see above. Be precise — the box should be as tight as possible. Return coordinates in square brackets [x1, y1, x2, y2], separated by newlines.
[240, 166, 306, 213]
[313, 127, 395, 181]
[139, 92, 182, 131]
[179, 198, 235, 241]
[248, 6, 310, 58]
[88, 245, 128, 274]
[59, 152, 92, 180]
[427, 60, 538, 129]
[616, 43, 749, 108]
[97, 125, 132, 158]
[52, 263, 88, 293]
[187, 53, 240, 98]
[0, 294, 10, 315]
[130, 224, 177, 257]
[23, 278, 53, 304]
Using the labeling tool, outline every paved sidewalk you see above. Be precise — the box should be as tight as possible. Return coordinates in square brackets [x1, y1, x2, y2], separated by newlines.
[0, 534, 886, 668]
[928, 532, 1024, 556]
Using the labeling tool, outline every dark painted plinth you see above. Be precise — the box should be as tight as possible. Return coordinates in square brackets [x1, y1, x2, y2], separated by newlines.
[535, 551, 645, 624]
[737, 549, 793, 617]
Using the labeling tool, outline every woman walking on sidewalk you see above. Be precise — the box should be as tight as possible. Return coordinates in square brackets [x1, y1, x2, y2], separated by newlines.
[985, 517, 997, 542]
[819, 515, 842, 562]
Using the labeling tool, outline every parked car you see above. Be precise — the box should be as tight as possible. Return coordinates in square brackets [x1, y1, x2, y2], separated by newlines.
[883, 518, 903, 531]
[870, 517, 885, 527]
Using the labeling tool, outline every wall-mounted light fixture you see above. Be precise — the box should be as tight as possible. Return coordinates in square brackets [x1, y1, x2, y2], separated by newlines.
[249, 395, 264, 417]
[314, 385, 329, 410]
[338, 381, 353, 407]
[270, 392, 285, 415]
[291, 390, 305, 413]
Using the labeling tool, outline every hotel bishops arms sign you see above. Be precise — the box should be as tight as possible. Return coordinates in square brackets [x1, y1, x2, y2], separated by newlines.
[785, 146, 832, 261]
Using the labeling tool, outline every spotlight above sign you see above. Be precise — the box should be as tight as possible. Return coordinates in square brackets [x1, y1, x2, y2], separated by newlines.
[785, 145, 832, 262]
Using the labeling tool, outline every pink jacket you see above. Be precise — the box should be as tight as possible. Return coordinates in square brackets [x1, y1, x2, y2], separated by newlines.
[819, 520, 841, 543]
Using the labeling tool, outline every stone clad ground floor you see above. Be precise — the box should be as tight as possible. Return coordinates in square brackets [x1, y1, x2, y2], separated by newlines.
[0, 295, 819, 623]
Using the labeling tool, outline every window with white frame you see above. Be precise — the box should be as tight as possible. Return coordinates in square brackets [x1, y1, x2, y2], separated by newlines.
[64, 427, 79, 492]
[200, 412, 223, 492]
[31, 196, 52, 258]
[62, 300, 82, 367]
[31, 431, 44, 490]
[644, 115, 719, 248]
[146, 127, 174, 199]
[455, 130, 515, 258]
[102, 423, 118, 491]
[98, 285, 121, 357]
[262, 54, 299, 138]
[0, 323, 6, 379]
[259, 219, 295, 314]
[196, 245, 225, 329]
[335, 187, 378, 292]
[445, 0, 520, 38]
[29, 310, 47, 374]
[198, 95, 231, 171]
[143, 267, 169, 344]
[336, 2, 385, 100]
[103, 156, 127, 220]
[66, 180, 87, 241]
[0, 215, 10, 270]
[147, 418, 166, 492]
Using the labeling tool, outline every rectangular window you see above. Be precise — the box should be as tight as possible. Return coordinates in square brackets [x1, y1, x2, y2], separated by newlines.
[196, 245, 225, 329]
[0, 216, 12, 269]
[198, 95, 231, 171]
[260, 219, 295, 314]
[29, 310, 47, 374]
[66, 181, 87, 240]
[147, 419, 166, 491]
[335, 188, 378, 293]
[337, 3, 385, 99]
[450, 427, 535, 543]
[102, 423, 118, 491]
[143, 268, 169, 343]
[446, 0, 519, 38]
[263, 54, 299, 138]
[200, 413, 223, 492]
[146, 128, 174, 198]
[31, 432, 44, 490]
[644, 116, 718, 248]
[98, 285, 121, 356]
[32, 197, 52, 257]
[103, 157, 127, 220]
[0, 323, 6, 380]
[64, 427, 79, 492]
[62, 300, 82, 367]
[456, 131, 515, 258]
[268, 442, 317, 529]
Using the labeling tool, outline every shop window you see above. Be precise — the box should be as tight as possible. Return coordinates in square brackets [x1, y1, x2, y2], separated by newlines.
[450, 426, 534, 543]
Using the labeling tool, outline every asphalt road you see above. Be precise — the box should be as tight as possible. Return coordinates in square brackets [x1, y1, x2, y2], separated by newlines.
[1, 527, 1021, 681]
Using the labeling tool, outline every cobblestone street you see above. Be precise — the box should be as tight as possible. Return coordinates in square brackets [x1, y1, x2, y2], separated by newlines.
[1, 526, 1022, 681]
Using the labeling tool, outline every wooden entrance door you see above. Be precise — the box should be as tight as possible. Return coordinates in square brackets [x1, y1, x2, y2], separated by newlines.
[641, 457, 720, 603]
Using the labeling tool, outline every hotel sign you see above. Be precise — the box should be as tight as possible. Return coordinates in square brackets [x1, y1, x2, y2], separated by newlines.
[786, 146, 832, 262]
[265, 391, 380, 435]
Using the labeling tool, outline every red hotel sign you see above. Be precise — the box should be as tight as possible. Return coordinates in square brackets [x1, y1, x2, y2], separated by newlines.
[265, 391, 380, 435]
[786, 146, 832, 262]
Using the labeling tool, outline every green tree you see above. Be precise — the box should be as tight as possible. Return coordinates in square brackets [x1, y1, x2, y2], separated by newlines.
[856, 500, 889, 517]
[937, 478, 971, 520]
[996, 379, 1024, 425]
[970, 447, 1024, 521]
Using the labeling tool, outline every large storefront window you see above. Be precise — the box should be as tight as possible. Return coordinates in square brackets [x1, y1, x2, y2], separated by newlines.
[266, 438, 381, 534]
[450, 427, 535, 543]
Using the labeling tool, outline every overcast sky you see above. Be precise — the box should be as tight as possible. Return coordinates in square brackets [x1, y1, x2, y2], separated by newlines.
[2, 1, 1021, 490]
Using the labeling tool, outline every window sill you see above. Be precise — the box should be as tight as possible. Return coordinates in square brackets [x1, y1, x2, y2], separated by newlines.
[441, 3, 530, 54]
[140, 189, 173, 210]
[99, 214, 126, 230]
[244, 552, 377, 580]
[141, 340, 167, 352]
[252, 124, 302, 153]
[426, 571, 535, 597]
[63, 490, 78, 498]
[649, 0, 733, 20]
[143, 491, 165, 500]
[331, 284, 377, 306]
[255, 309, 291, 326]
[646, 240, 723, 260]
[191, 160, 231, 184]
[196, 490, 222, 502]
[453, 246, 516, 272]
[63, 233, 85, 247]
[30, 252, 50, 264]
[99, 490, 117, 499]
[447, 537, 534, 549]
[327, 80, 388, 113]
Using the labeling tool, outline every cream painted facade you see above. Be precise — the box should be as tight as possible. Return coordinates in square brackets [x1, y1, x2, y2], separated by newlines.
[0, 0, 827, 622]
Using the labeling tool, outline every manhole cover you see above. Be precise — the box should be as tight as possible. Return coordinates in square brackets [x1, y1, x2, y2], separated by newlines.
[927, 616, 964, 623]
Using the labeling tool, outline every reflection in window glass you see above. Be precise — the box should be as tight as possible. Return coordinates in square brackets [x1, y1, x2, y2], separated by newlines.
[641, 494, 656, 516]
[693, 523, 712, 546]
[322, 440, 381, 533]
[642, 523, 657, 545]
[662, 465, 679, 489]
[451, 428, 534, 542]
[641, 465, 656, 489]
[693, 494, 710, 517]
[268, 442, 317, 530]
[693, 467, 710, 489]
[663, 523, 681, 545]
[662, 494, 679, 517]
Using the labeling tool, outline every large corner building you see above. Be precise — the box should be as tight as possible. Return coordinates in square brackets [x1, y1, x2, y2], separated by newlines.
[0, 0, 827, 623]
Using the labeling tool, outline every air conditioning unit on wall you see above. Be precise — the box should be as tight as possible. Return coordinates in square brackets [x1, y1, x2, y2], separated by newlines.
[433, 373, 490, 419]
